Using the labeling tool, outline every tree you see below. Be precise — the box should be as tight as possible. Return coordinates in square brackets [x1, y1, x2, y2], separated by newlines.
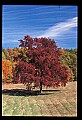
[2, 51, 6, 60]
[2, 60, 13, 83]
[13, 35, 71, 93]
[58, 48, 77, 81]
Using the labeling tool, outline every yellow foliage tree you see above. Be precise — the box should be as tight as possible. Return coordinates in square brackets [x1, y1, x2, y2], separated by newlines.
[2, 59, 13, 83]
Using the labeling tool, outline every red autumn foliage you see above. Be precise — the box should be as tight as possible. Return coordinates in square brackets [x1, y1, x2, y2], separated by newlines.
[13, 62, 35, 84]
[13, 35, 70, 92]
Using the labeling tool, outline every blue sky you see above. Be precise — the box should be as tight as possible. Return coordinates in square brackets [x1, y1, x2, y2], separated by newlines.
[2, 5, 78, 49]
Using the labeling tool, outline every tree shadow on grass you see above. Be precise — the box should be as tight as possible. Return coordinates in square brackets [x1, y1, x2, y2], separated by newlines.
[2, 89, 60, 96]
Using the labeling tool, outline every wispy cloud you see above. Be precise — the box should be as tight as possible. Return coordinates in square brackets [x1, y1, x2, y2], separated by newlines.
[37, 17, 78, 38]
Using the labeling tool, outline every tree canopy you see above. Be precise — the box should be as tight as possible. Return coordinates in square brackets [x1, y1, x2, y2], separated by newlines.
[13, 35, 71, 92]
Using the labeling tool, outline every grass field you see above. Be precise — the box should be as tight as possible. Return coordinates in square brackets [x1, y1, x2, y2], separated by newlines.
[2, 81, 77, 116]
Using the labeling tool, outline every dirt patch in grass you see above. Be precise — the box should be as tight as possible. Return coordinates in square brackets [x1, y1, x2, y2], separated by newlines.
[2, 83, 26, 90]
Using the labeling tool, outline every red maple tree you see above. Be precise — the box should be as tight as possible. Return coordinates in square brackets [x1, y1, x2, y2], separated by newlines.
[14, 35, 70, 93]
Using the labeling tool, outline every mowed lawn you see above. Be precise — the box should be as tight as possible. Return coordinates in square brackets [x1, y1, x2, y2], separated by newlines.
[2, 81, 77, 116]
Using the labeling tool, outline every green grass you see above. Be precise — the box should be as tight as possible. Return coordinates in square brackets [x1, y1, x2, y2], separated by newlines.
[2, 82, 77, 116]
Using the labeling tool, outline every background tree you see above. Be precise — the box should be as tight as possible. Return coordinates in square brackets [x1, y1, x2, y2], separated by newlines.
[2, 60, 13, 83]
[58, 48, 77, 81]
[2, 51, 6, 60]
[13, 35, 71, 93]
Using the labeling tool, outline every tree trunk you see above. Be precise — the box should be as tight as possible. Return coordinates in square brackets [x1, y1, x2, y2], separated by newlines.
[40, 81, 42, 93]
